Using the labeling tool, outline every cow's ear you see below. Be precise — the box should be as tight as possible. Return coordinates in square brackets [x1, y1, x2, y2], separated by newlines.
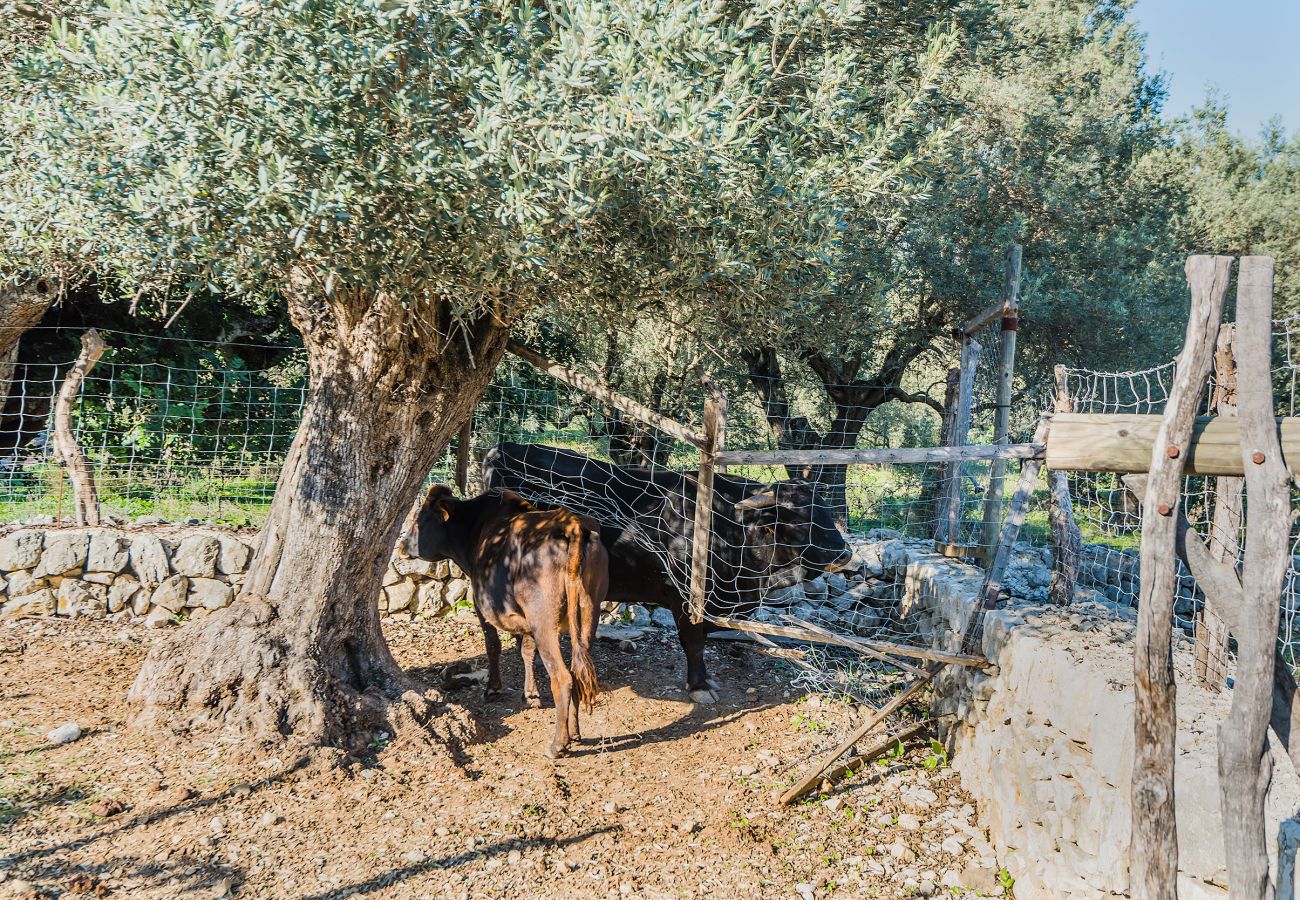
[735, 489, 778, 511]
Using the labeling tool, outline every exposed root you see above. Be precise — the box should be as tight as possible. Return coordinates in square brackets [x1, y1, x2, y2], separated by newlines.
[127, 597, 476, 756]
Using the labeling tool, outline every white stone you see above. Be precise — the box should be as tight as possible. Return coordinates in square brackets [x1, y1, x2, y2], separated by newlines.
[0, 530, 43, 571]
[415, 580, 445, 615]
[130, 535, 171, 586]
[384, 580, 417, 614]
[215, 535, 252, 575]
[650, 607, 676, 628]
[87, 530, 131, 573]
[35, 531, 89, 576]
[144, 606, 175, 628]
[82, 571, 114, 585]
[108, 575, 142, 614]
[445, 578, 471, 605]
[151, 574, 190, 613]
[189, 578, 233, 610]
[57, 579, 107, 617]
[46, 722, 82, 744]
[6, 570, 46, 597]
[897, 813, 921, 831]
[1, 589, 54, 617]
[392, 555, 434, 577]
[172, 534, 220, 578]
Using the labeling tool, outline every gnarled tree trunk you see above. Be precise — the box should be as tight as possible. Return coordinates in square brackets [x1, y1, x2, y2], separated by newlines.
[128, 281, 510, 753]
[0, 277, 60, 407]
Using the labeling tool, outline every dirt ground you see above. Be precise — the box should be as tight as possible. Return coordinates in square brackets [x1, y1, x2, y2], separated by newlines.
[0, 616, 1006, 899]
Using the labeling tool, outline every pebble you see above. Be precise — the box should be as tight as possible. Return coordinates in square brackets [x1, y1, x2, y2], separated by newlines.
[403, 850, 426, 864]
[941, 835, 966, 855]
[736, 764, 757, 777]
[507, 850, 522, 865]
[897, 813, 921, 831]
[259, 812, 282, 828]
[794, 884, 816, 900]
[46, 721, 82, 744]
[91, 798, 125, 818]
[212, 877, 234, 898]
[822, 797, 842, 812]
[917, 879, 936, 897]
[168, 786, 197, 804]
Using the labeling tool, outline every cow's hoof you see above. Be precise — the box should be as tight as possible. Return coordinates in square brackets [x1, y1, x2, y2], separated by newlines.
[523, 696, 542, 709]
[544, 744, 566, 760]
[485, 687, 504, 701]
[689, 687, 720, 704]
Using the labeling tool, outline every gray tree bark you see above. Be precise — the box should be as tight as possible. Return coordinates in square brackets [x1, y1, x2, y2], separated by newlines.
[128, 280, 510, 753]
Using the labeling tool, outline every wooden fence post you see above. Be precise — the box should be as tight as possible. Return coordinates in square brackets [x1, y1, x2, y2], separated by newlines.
[1193, 323, 1239, 689]
[1219, 256, 1287, 899]
[1130, 255, 1232, 900]
[52, 329, 106, 526]
[1048, 365, 1083, 606]
[979, 244, 1023, 554]
[925, 366, 962, 532]
[454, 416, 473, 496]
[937, 336, 979, 546]
[689, 383, 726, 624]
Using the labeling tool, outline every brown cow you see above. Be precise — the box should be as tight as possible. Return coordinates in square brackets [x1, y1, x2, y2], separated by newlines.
[406, 485, 608, 758]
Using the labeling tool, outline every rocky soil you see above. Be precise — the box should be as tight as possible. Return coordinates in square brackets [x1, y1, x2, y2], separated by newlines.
[1, 616, 1009, 899]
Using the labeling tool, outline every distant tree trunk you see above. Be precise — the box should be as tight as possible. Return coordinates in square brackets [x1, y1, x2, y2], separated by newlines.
[742, 340, 942, 526]
[129, 279, 510, 753]
[0, 277, 60, 406]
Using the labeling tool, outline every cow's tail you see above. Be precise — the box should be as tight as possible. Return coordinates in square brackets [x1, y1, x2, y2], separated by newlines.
[565, 516, 601, 713]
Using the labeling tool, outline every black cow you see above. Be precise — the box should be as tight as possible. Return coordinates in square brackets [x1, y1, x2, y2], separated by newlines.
[482, 442, 852, 703]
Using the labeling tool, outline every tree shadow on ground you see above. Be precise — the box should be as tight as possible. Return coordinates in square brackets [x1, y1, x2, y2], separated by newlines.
[404, 629, 785, 757]
[299, 828, 616, 900]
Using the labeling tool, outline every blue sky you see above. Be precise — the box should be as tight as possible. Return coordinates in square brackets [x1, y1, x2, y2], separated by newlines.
[1133, 0, 1300, 136]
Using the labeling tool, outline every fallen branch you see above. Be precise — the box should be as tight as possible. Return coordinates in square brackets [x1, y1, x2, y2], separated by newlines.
[52, 329, 106, 526]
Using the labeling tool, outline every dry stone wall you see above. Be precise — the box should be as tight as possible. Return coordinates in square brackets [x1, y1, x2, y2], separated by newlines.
[0, 525, 474, 625]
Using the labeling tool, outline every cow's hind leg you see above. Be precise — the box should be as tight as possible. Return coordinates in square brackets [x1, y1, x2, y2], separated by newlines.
[482, 622, 504, 699]
[672, 607, 719, 704]
[520, 635, 542, 708]
[534, 630, 575, 758]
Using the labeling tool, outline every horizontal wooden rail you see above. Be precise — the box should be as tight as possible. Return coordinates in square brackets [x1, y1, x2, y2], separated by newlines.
[1047, 413, 1300, 476]
[709, 616, 991, 668]
[962, 298, 1013, 336]
[507, 340, 707, 450]
[713, 442, 1044, 468]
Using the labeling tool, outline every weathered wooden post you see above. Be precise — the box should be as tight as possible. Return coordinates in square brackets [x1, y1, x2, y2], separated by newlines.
[1196, 324, 1239, 689]
[1219, 256, 1287, 899]
[454, 416, 473, 496]
[937, 335, 979, 549]
[1048, 365, 1083, 605]
[52, 328, 106, 526]
[979, 244, 1023, 555]
[1130, 255, 1232, 900]
[926, 366, 962, 532]
[689, 380, 726, 625]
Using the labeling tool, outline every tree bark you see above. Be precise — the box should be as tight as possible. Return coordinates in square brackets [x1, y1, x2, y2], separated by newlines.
[1048, 365, 1083, 605]
[128, 282, 510, 753]
[0, 277, 59, 408]
[51, 328, 106, 525]
[1198, 323, 1239, 689]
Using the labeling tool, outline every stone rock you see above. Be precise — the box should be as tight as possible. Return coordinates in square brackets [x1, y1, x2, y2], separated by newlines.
[214, 534, 252, 575]
[0, 530, 43, 571]
[624, 604, 652, 627]
[763, 583, 806, 607]
[415, 580, 445, 615]
[897, 813, 921, 831]
[384, 580, 417, 614]
[144, 606, 175, 628]
[172, 534, 220, 578]
[902, 787, 939, 812]
[189, 578, 233, 610]
[803, 576, 829, 603]
[82, 572, 114, 585]
[1, 589, 54, 617]
[393, 555, 434, 577]
[131, 583, 151, 616]
[108, 575, 142, 614]
[151, 574, 190, 614]
[87, 530, 131, 573]
[6, 570, 47, 597]
[650, 607, 676, 628]
[130, 535, 171, 586]
[46, 722, 82, 744]
[959, 864, 999, 894]
[57, 579, 108, 617]
[35, 531, 89, 577]
[825, 572, 850, 594]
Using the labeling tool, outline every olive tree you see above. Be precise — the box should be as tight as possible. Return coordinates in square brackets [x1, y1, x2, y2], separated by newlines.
[3, 0, 954, 750]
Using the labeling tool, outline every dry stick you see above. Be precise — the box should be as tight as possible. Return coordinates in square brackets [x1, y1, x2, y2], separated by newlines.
[507, 340, 707, 450]
[1220, 256, 1287, 899]
[1046, 413, 1300, 476]
[959, 417, 1050, 654]
[780, 614, 929, 679]
[709, 616, 991, 669]
[688, 387, 726, 625]
[822, 721, 928, 785]
[52, 329, 107, 527]
[1048, 366, 1083, 606]
[1122, 473, 1300, 773]
[979, 244, 1023, 554]
[1200, 324, 1240, 689]
[779, 670, 936, 806]
[1130, 254, 1232, 900]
